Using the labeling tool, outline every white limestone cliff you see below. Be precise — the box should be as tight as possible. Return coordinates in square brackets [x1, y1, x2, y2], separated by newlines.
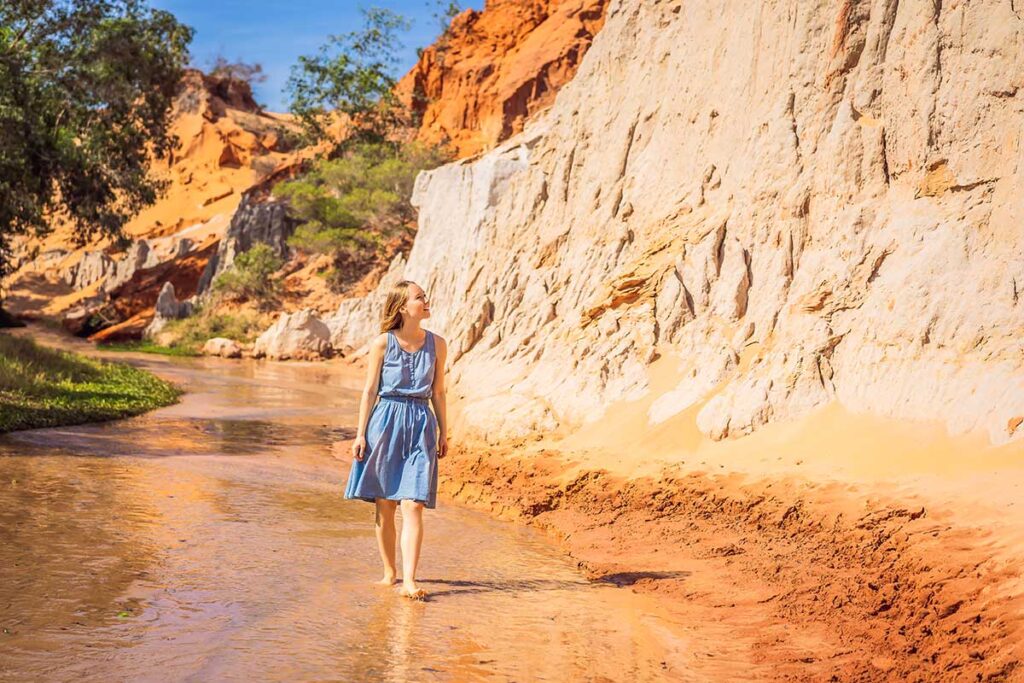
[334, 0, 1024, 447]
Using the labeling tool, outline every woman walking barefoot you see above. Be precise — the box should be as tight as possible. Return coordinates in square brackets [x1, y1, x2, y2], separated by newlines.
[344, 280, 449, 600]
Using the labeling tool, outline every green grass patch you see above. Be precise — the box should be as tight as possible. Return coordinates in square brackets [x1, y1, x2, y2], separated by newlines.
[97, 340, 199, 357]
[159, 309, 270, 354]
[99, 307, 270, 356]
[0, 334, 182, 433]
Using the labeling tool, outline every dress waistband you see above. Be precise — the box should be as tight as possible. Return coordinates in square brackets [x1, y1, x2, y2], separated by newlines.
[378, 394, 430, 403]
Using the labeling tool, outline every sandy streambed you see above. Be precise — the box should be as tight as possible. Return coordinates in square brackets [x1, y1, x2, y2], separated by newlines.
[4, 326, 1022, 680]
[0, 330, 762, 682]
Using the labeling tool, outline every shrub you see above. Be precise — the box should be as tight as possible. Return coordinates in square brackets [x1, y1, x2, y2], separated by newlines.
[275, 141, 447, 263]
[160, 304, 273, 353]
[212, 244, 283, 308]
[208, 55, 267, 85]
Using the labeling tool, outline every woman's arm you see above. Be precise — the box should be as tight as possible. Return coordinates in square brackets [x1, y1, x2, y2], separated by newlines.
[430, 335, 449, 459]
[351, 334, 388, 460]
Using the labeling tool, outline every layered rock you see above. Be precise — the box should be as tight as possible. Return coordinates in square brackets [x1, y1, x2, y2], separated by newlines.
[397, 0, 609, 158]
[86, 238, 218, 343]
[346, 0, 1024, 447]
[197, 190, 298, 297]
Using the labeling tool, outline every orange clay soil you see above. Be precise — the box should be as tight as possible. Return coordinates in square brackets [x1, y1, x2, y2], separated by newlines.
[435, 439, 1023, 680]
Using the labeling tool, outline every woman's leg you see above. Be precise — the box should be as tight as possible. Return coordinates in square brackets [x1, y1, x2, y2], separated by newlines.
[399, 499, 426, 595]
[374, 499, 399, 585]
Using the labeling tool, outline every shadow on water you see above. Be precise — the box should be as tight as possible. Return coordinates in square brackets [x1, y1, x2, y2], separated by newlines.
[595, 570, 693, 586]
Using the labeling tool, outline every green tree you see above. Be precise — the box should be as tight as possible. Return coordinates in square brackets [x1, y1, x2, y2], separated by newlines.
[212, 243, 283, 308]
[0, 0, 193, 279]
[285, 7, 410, 150]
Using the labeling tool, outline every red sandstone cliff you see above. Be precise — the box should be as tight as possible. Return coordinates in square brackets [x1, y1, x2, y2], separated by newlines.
[398, 0, 608, 159]
[1, 70, 305, 328]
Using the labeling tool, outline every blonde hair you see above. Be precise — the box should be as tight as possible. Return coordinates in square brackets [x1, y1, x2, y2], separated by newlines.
[380, 280, 417, 332]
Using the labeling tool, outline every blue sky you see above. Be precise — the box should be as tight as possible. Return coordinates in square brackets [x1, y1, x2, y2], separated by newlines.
[151, 1, 483, 112]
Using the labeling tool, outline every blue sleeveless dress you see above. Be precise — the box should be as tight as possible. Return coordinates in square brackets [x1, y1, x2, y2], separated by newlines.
[344, 329, 439, 508]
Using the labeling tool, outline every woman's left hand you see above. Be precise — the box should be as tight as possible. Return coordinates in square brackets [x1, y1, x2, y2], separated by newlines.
[438, 434, 448, 459]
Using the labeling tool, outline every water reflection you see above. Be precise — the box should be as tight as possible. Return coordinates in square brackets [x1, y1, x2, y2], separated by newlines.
[0, 353, 693, 681]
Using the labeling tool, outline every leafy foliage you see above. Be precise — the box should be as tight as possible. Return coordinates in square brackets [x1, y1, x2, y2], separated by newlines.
[273, 141, 447, 267]
[0, 0, 193, 277]
[212, 243, 283, 308]
[286, 7, 410, 149]
[95, 340, 198, 356]
[0, 333, 181, 433]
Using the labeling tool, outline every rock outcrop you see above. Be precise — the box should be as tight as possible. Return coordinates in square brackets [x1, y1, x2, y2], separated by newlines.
[202, 337, 243, 358]
[253, 309, 334, 360]
[350, 0, 1024, 447]
[397, 0, 609, 158]
[143, 282, 195, 339]
[87, 238, 218, 343]
[197, 191, 298, 297]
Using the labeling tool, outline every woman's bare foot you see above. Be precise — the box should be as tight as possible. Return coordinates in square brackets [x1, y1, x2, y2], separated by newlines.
[375, 573, 398, 586]
[398, 581, 427, 600]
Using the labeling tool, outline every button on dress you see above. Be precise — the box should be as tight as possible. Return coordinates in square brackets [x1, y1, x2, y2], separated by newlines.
[345, 329, 439, 508]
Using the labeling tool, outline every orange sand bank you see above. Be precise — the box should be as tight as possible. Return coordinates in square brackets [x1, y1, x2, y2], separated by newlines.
[435, 431, 1023, 679]
[335, 348, 1024, 679]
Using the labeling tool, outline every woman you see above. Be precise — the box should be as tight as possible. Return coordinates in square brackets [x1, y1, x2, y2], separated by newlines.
[344, 280, 449, 600]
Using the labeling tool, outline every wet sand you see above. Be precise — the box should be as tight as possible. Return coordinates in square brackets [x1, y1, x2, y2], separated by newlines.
[0, 331, 725, 682]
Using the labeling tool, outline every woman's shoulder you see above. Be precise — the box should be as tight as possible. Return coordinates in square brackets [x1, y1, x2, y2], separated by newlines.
[370, 331, 390, 351]
[428, 330, 447, 351]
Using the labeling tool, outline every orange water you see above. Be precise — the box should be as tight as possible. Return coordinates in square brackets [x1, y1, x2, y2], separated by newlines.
[0, 350, 697, 682]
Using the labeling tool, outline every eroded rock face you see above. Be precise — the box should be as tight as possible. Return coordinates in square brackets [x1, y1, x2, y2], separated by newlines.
[65, 251, 115, 290]
[143, 282, 194, 339]
[356, 0, 1024, 446]
[253, 309, 333, 361]
[2, 69, 304, 330]
[397, 0, 609, 158]
[86, 239, 218, 343]
[197, 193, 297, 296]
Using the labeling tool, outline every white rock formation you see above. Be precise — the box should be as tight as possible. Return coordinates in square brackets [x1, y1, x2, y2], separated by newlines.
[143, 282, 194, 339]
[253, 308, 333, 361]
[330, 0, 1024, 446]
[202, 337, 243, 358]
[65, 250, 115, 289]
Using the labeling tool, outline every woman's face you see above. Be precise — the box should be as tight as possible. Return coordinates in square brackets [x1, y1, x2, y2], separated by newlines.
[402, 284, 431, 321]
